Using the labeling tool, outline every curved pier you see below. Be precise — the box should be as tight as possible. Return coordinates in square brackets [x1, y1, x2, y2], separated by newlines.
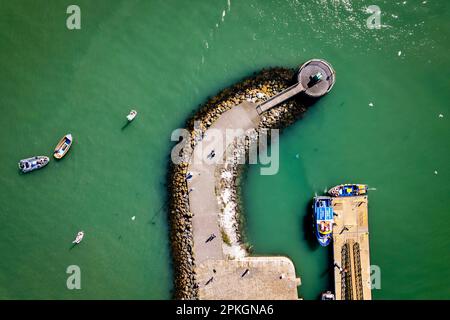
[169, 60, 335, 299]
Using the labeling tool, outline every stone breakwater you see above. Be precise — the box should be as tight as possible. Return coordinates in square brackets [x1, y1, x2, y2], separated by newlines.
[168, 68, 310, 299]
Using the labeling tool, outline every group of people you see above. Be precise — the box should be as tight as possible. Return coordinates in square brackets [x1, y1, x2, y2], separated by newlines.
[319, 221, 331, 233]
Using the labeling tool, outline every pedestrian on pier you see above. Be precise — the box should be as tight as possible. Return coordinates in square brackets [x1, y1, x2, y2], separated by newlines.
[339, 226, 349, 235]
[205, 233, 216, 243]
[205, 277, 214, 286]
[334, 263, 343, 273]
[207, 149, 216, 159]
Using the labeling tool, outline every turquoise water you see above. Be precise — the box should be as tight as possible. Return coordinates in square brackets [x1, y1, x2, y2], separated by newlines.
[0, 0, 449, 299]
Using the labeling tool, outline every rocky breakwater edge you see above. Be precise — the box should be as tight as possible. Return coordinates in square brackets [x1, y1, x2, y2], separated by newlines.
[168, 67, 311, 299]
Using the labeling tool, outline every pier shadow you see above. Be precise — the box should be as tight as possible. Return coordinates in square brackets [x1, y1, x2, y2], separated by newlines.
[302, 199, 319, 251]
[302, 198, 335, 299]
[319, 246, 335, 296]
[320, 248, 335, 277]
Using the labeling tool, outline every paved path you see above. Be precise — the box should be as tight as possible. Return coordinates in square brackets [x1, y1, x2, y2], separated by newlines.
[186, 101, 301, 300]
[187, 101, 259, 264]
[184, 60, 335, 299]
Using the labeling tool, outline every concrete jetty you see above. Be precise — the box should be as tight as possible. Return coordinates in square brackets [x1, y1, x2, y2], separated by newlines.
[256, 59, 335, 114]
[170, 61, 335, 299]
[331, 195, 372, 300]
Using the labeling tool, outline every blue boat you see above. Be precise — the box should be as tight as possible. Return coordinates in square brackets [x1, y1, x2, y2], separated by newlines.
[313, 196, 334, 247]
[328, 184, 367, 197]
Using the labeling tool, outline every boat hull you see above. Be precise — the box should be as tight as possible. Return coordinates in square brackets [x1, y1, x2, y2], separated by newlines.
[321, 291, 335, 300]
[317, 235, 331, 247]
[127, 110, 137, 121]
[313, 196, 334, 247]
[18, 156, 49, 173]
[54, 134, 73, 159]
[73, 231, 84, 244]
[328, 184, 367, 197]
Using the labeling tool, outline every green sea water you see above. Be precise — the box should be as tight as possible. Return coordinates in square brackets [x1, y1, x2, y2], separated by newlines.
[0, 0, 449, 299]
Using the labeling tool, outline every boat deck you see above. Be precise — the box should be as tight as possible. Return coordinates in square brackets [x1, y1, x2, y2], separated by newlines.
[331, 195, 372, 300]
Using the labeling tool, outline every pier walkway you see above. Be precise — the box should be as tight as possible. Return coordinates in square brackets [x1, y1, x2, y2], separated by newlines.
[184, 59, 335, 299]
[188, 102, 259, 264]
[332, 195, 372, 300]
[187, 102, 302, 299]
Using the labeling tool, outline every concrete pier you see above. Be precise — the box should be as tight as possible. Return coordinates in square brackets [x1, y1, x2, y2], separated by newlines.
[186, 101, 302, 299]
[331, 195, 372, 300]
[172, 60, 336, 299]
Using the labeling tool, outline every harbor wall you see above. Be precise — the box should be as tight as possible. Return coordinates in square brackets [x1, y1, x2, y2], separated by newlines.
[167, 68, 312, 299]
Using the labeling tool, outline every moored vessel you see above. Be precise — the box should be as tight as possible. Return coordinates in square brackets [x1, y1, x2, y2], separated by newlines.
[126, 110, 137, 121]
[53, 134, 73, 159]
[18, 156, 49, 173]
[313, 196, 334, 247]
[72, 231, 84, 244]
[328, 184, 367, 197]
[321, 291, 335, 300]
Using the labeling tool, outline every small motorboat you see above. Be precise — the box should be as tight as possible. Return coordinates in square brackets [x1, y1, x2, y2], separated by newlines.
[126, 110, 137, 122]
[321, 291, 335, 300]
[328, 184, 367, 197]
[313, 196, 334, 247]
[53, 134, 73, 159]
[18, 156, 50, 173]
[72, 231, 84, 244]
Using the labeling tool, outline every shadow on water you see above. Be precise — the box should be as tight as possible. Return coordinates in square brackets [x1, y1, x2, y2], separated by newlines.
[318, 246, 335, 298]
[69, 243, 78, 251]
[303, 199, 319, 251]
[148, 198, 170, 226]
[121, 121, 132, 130]
[304, 199, 335, 299]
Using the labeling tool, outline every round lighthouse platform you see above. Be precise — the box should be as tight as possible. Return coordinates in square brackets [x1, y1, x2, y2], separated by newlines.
[298, 59, 335, 98]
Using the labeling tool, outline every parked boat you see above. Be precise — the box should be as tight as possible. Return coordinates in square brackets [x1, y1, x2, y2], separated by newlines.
[321, 291, 335, 300]
[328, 184, 367, 197]
[72, 231, 84, 244]
[126, 110, 137, 122]
[53, 134, 73, 159]
[18, 156, 49, 173]
[313, 196, 334, 247]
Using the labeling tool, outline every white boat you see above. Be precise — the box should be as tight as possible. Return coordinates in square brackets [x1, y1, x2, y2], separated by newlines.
[321, 291, 335, 300]
[72, 231, 84, 244]
[126, 110, 137, 121]
[18, 156, 50, 173]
